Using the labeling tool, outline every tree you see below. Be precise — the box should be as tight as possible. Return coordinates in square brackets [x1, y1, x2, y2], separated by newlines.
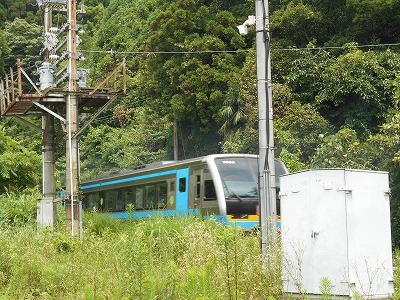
[219, 52, 332, 172]
[311, 128, 376, 169]
[271, 2, 324, 47]
[287, 48, 400, 137]
[79, 106, 170, 179]
[0, 0, 39, 27]
[0, 130, 41, 193]
[346, 0, 400, 44]
[0, 29, 10, 74]
[89, 0, 251, 158]
[3, 18, 42, 70]
[368, 111, 400, 246]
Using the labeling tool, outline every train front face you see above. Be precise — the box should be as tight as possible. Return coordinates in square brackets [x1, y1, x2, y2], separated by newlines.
[213, 156, 260, 229]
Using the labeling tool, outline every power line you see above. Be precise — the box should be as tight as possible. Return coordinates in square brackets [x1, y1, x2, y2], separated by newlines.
[81, 49, 253, 55]
[80, 42, 400, 56]
[274, 42, 400, 51]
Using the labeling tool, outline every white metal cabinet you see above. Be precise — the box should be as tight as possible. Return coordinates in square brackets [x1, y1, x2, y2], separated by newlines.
[280, 169, 393, 298]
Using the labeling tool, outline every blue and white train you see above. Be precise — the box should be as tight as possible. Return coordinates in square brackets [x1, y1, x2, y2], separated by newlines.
[80, 154, 287, 229]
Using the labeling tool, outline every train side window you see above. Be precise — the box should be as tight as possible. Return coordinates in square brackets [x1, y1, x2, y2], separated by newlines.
[105, 190, 116, 211]
[196, 175, 201, 198]
[125, 188, 134, 206]
[157, 182, 168, 208]
[179, 178, 186, 192]
[135, 186, 144, 210]
[170, 181, 175, 192]
[87, 192, 99, 211]
[115, 189, 124, 212]
[204, 180, 216, 200]
[145, 185, 156, 209]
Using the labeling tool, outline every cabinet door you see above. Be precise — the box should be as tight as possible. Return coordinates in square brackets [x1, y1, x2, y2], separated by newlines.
[345, 170, 393, 297]
[281, 170, 350, 296]
[308, 170, 349, 295]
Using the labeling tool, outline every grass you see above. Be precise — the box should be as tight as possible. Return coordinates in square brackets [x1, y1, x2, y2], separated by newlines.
[1, 190, 399, 299]
[0, 209, 283, 299]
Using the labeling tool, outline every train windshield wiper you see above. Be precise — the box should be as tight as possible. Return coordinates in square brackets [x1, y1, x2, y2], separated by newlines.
[221, 179, 243, 202]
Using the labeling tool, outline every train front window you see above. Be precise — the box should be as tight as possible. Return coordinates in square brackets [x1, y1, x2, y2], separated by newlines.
[215, 157, 258, 199]
[215, 157, 258, 215]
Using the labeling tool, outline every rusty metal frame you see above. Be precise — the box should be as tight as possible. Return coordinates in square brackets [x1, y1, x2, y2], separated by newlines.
[90, 58, 126, 95]
[0, 59, 127, 115]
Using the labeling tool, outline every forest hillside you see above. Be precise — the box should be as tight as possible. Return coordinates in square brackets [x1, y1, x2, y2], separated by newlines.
[0, 0, 399, 244]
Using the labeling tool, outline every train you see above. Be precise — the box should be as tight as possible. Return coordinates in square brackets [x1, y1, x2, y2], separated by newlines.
[80, 154, 288, 229]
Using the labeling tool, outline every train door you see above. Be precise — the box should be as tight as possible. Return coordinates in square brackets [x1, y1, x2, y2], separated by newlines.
[192, 168, 219, 216]
[166, 179, 176, 210]
[176, 168, 189, 213]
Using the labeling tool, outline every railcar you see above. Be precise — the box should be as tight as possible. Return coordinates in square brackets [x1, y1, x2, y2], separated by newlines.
[80, 154, 287, 229]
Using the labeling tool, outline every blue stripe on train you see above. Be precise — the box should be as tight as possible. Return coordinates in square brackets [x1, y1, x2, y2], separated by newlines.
[103, 208, 201, 219]
[81, 169, 178, 190]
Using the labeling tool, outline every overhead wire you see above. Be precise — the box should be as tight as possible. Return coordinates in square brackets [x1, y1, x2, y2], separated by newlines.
[79, 42, 400, 57]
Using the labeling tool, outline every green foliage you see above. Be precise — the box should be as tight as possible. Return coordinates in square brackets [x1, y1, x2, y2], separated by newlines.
[394, 250, 400, 299]
[0, 0, 39, 26]
[0, 130, 41, 192]
[3, 18, 42, 68]
[87, 0, 250, 157]
[0, 188, 39, 227]
[275, 101, 333, 167]
[270, 0, 400, 47]
[287, 48, 400, 137]
[271, 2, 323, 47]
[368, 111, 400, 247]
[0, 29, 9, 74]
[80, 106, 170, 179]
[0, 117, 42, 154]
[319, 277, 333, 300]
[311, 128, 375, 169]
[346, 0, 400, 44]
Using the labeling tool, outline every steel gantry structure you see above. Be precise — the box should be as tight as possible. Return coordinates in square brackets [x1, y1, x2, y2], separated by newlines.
[0, 0, 126, 235]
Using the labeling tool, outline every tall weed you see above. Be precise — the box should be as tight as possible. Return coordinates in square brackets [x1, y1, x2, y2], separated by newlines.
[0, 188, 39, 227]
[0, 212, 284, 299]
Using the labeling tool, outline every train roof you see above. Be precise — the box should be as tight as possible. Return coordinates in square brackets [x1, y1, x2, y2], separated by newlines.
[81, 154, 261, 185]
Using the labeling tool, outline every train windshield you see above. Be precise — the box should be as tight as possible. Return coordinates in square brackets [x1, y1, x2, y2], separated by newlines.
[215, 157, 259, 214]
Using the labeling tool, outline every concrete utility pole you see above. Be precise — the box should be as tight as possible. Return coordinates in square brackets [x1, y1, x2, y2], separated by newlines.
[65, 0, 82, 236]
[255, 0, 276, 256]
[38, 2, 57, 228]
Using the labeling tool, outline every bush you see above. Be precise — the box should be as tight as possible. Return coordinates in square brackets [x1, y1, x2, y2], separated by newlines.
[0, 188, 39, 227]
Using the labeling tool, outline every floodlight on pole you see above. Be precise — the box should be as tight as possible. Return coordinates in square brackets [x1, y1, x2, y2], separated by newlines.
[237, 15, 255, 35]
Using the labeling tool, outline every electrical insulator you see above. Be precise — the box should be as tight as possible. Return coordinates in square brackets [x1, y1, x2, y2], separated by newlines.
[49, 54, 59, 60]
[49, 27, 59, 33]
